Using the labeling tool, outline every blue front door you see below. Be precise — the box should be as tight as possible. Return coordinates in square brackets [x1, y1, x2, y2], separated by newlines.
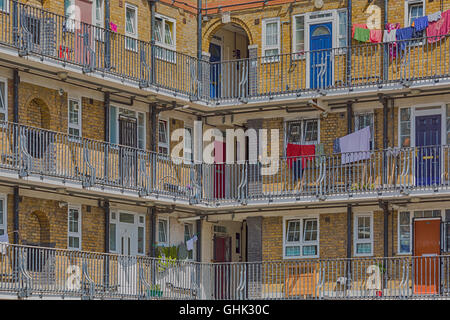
[209, 43, 221, 98]
[415, 115, 441, 186]
[310, 23, 332, 89]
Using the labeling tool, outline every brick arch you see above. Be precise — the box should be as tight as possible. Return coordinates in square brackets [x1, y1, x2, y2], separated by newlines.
[25, 97, 51, 130]
[25, 210, 51, 246]
[202, 17, 254, 53]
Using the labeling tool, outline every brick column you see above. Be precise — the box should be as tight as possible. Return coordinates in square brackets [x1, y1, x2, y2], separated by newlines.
[248, 45, 258, 97]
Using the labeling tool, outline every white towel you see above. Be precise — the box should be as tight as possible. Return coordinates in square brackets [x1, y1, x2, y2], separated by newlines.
[0, 233, 8, 255]
[186, 238, 194, 251]
[428, 11, 442, 22]
[383, 29, 397, 43]
[340, 126, 372, 164]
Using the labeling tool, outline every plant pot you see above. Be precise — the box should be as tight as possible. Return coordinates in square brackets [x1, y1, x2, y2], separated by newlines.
[148, 289, 163, 297]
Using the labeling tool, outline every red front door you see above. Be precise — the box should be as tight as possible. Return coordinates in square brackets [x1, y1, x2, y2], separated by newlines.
[413, 219, 441, 294]
[214, 235, 231, 299]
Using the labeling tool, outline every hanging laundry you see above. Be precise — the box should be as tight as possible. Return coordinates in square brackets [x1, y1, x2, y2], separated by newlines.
[354, 27, 370, 42]
[286, 143, 302, 168]
[0, 233, 8, 255]
[383, 29, 396, 42]
[428, 11, 442, 23]
[414, 16, 429, 32]
[370, 29, 383, 43]
[186, 238, 194, 251]
[427, 15, 446, 43]
[385, 23, 401, 59]
[339, 127, 372, 165]
[396, 27, 414, 52]
[352, 23, 368, 38]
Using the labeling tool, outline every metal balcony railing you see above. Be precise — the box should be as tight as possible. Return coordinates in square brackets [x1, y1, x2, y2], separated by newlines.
[0, 121, 450, 205]
[0, 243, 450, 299]
[1, 1, 450, 105]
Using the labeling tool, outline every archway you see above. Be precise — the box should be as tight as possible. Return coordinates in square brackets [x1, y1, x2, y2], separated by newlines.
[24, 98, 52, 159]
[26, 98, 51, 129]
[23, 210, 51, 247]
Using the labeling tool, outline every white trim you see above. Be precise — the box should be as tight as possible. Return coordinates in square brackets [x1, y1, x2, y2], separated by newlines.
[261, 17, 281, 62]
[282, 215, 320, 259]
[404, 0, 426, 28]
[0, 76, 7, 122]
[67, 204, 82, 251]
[68, 97, 82, 137]
[154, 13, 176, 51]
[284, 118, 320, 155]
[158, 118, 170, 156]
[124, 3, 138, 51]
[109, 209, 146, 256]
[156, 216, 169, 247]
[0, 193, 7, 238]
[353, 212, 373, 257]
[92, 0, 104, 28]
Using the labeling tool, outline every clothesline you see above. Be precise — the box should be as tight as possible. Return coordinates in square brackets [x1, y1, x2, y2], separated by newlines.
[352, 9, 450, 46]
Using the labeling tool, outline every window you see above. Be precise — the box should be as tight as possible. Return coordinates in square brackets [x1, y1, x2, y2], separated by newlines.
[0, 0, 9, 13]
[184, 126, 193, 163]
[154, 15, 176, 62]
[68, 205, 81, 250]
[293, 15, 305, 59]
[64, 0, 77, 32]
[406, 1, 425, 41]
[68, 98, 81, 137]
[92, 0, 104, 40]
[447, 105, 450, 145]
[109, 107, 145, 149]
[286, 119, 319, 147]
[338, 10, 348, 49]
[262, 18, 280, 61]
[398, 210, 442, 254]
[0, 79, 7, 122]
[354, 213, 373, 256]
[184, 223, 194, 260]
[399, 108, 411, 147]
[354, 112, 374, 150]
[284, 217, 319, 258]
[157, 218, 169, 246]
[158, 120, 169, 155]
[125, 4, 137, 51]
[0, 194, 6, 237]
[137, 214, 145, 255]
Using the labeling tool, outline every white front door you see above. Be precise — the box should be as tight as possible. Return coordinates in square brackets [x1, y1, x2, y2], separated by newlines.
[118, 212, 138, 256]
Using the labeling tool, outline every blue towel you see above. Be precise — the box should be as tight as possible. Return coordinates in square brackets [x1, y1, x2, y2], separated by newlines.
[414, 16, 429, 32]
[333, 138, 341, 154]
[396, 27, 414, 52]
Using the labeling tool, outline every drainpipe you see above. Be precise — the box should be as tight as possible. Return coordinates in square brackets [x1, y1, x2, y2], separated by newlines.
[346, 0, 352, 87]
[346, 101, 353, 288]
[150, 0, 156, 85]
[13, 69, 19, 245]
[197, 0, 202, 100]
[103, 200, 110, 288]
[383, 0, 388, 82]
[105, 0, 111, 69]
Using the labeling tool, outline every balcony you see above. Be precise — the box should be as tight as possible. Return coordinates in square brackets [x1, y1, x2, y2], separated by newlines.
[1, 1, 450, 107]
[0, 121, 450, 208]
[1, 242, 450, 300]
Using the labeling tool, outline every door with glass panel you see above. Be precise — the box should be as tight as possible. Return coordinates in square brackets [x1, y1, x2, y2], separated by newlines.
[309, 23, 332, 89]
[117, 212, 138, 295]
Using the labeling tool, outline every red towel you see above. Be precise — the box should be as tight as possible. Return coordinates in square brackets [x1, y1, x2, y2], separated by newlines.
[369, 29, 383, 43]
[427, 9, 450, 44]
[286, 144, 316, 169]
[352, 24, 368, 38]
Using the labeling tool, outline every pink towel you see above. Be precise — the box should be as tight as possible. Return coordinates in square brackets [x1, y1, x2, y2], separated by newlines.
[369, 29, 382, 43]
[427, 10, 450, 43]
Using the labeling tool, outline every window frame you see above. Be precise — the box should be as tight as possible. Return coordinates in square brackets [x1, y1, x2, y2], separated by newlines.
[354, 111, 375, 150]
[0, 0, 9, 14]
[109, 211, 117, 253]
[154, 13, 176, 51]
[115, 106, 146, 149]
[137, 213, 145, 255]
[283, 216, 319, 259]
[262, 17, 281, 63]
[157, 217, 169, 247]
[68, 97, 82, 138]
[184, 125, 193, 163]
[353, 213, 373, 257]
[404, 0, 425, 45]
[0, 77, 7, 122]
[67, 204, 82, 251]
[292, 14, 306, 60]
[184, 222, 195, 261]
[124, 3, 138, 52]
[0, 194, 7, 238]
[92, 0, 105, 41]
[284, 118, 320, 152]
[158, 118, 170, 156]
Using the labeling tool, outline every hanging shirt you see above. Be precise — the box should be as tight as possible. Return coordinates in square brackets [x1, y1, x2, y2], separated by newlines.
[428, 11, 442, 22]
[339, 127, 372, 165]
[385, 23, 401, 59]
[369, 29, 383, 43]
[186, 239, 194, 251]
[354, 27, 370, 42]
[414, 16, 429, 32]
[396, 27, 414, 52]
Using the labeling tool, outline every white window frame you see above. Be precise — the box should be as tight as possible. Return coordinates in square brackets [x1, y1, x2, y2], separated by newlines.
[92, 0, 105, 41]
[337, 9, 348, 51]
[124, 3, 138, 51]
[0, 0, 9, 14]
[67, 204, 82, 251]
[184, 222, 196, 261]
[68, 97, 82, 137]
[0, 77, 7, 122]
[115, 106, 146, 149]
[64, 0, 77, 33]
[292, 14, 306, 60]
[397, 209, 444, 255]
[158, 118, 170, 156]
[404, 0, 425, 28]
[154, 13, 176, 51]
[353, 213, 373, 257]
[284, 118, 320, 153]
[0, 194, 7, 238]
[283, 216, 319, 259]
[184, 125, 193, 163]
[157, 217, 169, 247]
[262, 17, 281, 63]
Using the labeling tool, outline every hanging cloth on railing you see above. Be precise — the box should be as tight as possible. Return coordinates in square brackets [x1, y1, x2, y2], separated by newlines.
[396, 27, 414, 52]
[352, 23, 368, 38]
[339, 126, 372, 165]
[369, 29, 383, 43]
[428, 11, 442, 23]
[414, 16, 429, 32]
[385, 23, 401, 60]
[427, 10, 450, 43]
[354, 27, 370, 43]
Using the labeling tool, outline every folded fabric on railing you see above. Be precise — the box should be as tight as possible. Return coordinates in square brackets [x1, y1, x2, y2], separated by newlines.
[339, 126, 371, 165]
[427, 10, 450, 43]
[286, 143, 315, 169]
[428, 11, 442, 23]
[352, 23, 368, 38]
[354, 27, 370, 43]
[396, 27, 414, 52]
[369, 29, 383, 43]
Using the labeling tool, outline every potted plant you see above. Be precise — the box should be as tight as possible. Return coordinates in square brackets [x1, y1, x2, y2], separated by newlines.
[148, 284, 163, 297]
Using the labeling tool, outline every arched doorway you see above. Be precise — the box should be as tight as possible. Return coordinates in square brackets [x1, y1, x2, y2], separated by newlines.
[23, 210, 51, 247]
[208, 23, 250, 99]
[26, 98, 51, 129]
[24, 98, 53, 160]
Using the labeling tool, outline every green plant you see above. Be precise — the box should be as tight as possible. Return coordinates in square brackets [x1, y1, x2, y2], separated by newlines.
[155, 245, 178, 272]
